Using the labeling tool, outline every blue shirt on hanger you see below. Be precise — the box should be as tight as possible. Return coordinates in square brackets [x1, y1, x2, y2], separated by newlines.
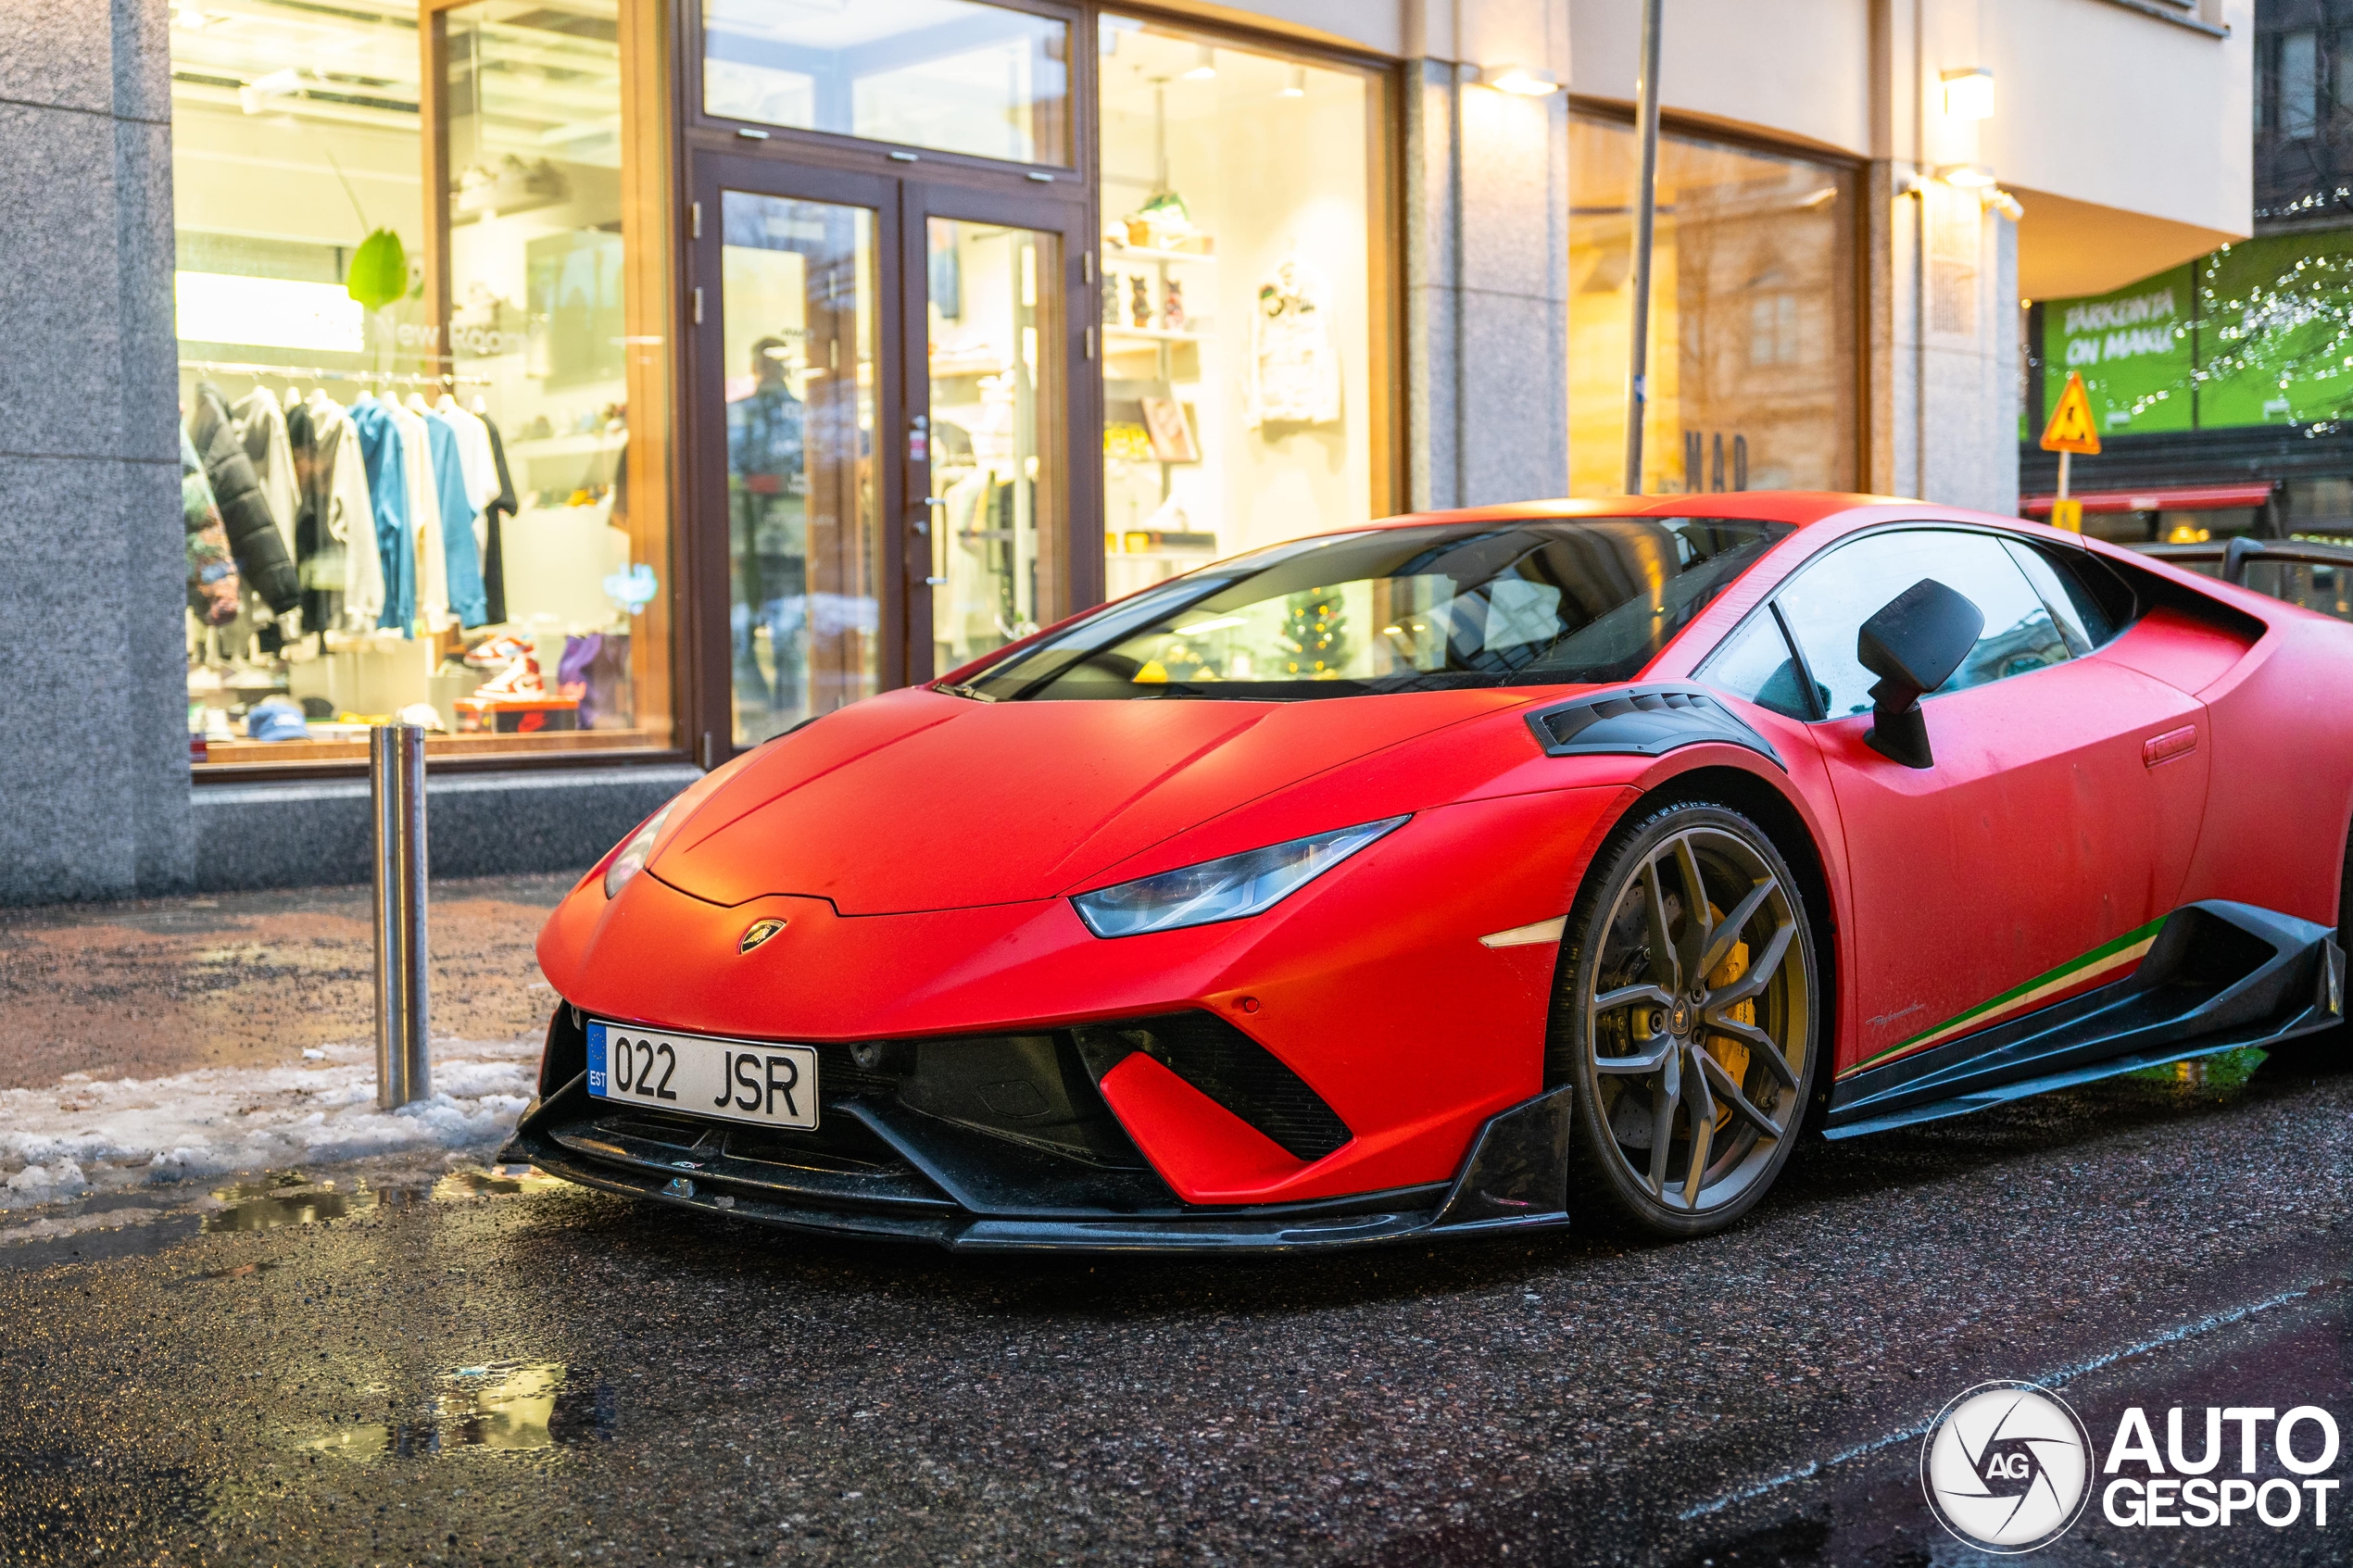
[423, 410, 488, 628]
[349, 395, 415, 635]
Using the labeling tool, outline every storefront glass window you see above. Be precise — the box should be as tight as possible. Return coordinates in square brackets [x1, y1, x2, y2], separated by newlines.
[702, 0, 1070, 167]
[927, 219, 1068, 671]
[719, 194, 882, 748]
[170, 0, 672, 767]
[1097, 18, 1381, 599]
[1568, 115, 1858, 495]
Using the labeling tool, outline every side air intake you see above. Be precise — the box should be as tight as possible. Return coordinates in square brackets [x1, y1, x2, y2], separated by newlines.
[1071, 1012, 1353, 1161]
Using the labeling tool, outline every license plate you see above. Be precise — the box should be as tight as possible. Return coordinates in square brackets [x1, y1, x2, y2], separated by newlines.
[586, 1022, 819, 1131]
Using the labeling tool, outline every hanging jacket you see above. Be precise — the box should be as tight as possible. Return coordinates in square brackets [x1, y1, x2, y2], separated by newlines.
[188, 382, 300, 614]
[284, 397, 319, 558]
[232, 387, 298, 557]
[181, 428, 241, 626]
[480, 411, 518, 624]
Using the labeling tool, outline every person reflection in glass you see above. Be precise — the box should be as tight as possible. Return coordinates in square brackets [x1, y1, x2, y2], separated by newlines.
[728, 334, 809, 733]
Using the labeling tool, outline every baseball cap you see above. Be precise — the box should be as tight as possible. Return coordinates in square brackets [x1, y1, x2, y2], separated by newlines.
[245, 696, 310, 742]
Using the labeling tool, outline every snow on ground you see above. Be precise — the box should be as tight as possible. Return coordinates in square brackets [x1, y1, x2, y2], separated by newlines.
[1, 1037, 538, 1208]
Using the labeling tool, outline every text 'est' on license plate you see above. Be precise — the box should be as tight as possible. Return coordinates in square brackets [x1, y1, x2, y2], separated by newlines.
[586, 1022, 818, 1130]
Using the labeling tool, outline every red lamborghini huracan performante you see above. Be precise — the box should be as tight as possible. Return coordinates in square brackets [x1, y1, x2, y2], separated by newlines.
[507, 495, 2350, 1248]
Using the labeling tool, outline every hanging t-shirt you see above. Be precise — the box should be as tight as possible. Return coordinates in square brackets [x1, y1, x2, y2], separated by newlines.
[309, 392, 379, 627]
[388, 396, 447, 629]
[1249, 255, 1342, 427]
[433, 395, 501, 538]
[423, 410, 489, 628]
[347, 395, 415, 634]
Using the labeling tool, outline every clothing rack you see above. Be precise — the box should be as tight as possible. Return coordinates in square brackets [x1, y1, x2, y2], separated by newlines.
[178, 358, 491, 388]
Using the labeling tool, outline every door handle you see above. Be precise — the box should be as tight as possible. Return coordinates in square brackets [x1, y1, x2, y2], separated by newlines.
[923, 576, 948, 586]
[2143, 725, 2197, 769]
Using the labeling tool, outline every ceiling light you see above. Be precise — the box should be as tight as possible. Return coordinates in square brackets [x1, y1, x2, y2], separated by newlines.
[1941, 67, 1994, 120]
[1279, 65, 1306, 98]
[1936, 163, 1997, 188]
[1180, 45, 1215, 81]
[1479, 63, 1561, 96]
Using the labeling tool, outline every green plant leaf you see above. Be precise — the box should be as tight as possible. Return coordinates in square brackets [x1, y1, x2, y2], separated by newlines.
[346, 229, 409, 314]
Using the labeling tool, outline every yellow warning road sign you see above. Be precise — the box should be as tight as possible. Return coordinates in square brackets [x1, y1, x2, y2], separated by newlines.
[2041, 371, 2102, 455]
[2049, 497, 2083, 533]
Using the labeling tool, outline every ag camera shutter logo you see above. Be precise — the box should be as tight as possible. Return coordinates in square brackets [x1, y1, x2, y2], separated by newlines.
[1920, 1380, 2094, 1552]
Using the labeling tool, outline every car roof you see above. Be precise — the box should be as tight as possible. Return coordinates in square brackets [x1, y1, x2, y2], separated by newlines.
[1371, 493, 1947, 531]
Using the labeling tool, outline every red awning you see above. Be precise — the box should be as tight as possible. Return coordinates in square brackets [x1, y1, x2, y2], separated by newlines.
[2020, 483, 2276, 517]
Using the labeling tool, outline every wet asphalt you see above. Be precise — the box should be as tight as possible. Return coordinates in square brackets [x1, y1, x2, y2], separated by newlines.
[0, 876, 570, 1089]
[5, 1049, 2352, 1565]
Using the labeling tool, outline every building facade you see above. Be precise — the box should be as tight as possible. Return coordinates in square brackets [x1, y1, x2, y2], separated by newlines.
[0, 0, 2249, 904]
[2020, 0, 2353, 552]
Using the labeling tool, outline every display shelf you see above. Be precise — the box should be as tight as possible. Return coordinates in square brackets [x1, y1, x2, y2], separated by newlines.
[1104, 325, 1209, 345]
[1104, 245, 1216, 266]
[506, 432, 627, 458]
[196, 727, 664, 765]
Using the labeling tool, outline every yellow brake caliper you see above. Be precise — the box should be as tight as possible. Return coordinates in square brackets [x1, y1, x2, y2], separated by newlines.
[1704, 901, 1754, 1133]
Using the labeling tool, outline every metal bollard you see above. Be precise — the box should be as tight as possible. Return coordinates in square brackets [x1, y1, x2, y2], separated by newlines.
[371, 721, 431, 1109]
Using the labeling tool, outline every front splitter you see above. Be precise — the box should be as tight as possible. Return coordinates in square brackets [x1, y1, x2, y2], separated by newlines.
[500, 1085, 1575, 1255]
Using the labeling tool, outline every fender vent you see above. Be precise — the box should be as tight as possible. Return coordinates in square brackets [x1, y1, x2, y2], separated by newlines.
[1074, 1011, 1353, 1162]
[1527, 683, 1781, 767]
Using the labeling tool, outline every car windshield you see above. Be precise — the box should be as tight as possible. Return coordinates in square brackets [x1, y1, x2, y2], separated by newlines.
[951, 517, 1793, 701]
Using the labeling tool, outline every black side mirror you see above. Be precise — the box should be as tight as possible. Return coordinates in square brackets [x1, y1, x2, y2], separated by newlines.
[1856, 578, 1983, 769]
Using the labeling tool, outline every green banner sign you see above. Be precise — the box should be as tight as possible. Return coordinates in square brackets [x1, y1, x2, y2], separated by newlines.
[2040, 265, 2195, 436]
[2198, 229, 2353, 428]
[2037, 228, 2353, 436]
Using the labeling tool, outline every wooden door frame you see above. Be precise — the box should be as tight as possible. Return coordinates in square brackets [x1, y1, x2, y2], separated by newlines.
[900, 179, 1098, 681]
[681, 154, 905, 768]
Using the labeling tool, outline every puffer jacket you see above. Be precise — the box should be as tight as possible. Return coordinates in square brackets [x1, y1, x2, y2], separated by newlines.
[180, 428, 240, 626]
[188, 382, 299, 614]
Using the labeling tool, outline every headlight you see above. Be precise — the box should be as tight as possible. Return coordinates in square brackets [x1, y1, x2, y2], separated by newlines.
[1071, 815, 1409, 938]
[601, 800, 677, 899]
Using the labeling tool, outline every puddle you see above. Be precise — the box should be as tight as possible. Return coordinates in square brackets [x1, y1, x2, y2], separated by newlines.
[2128, 1045, 2268, 1092]
[199, 1164, 555, 1233]
[296, 1361, 616, 1460]
[212, 1170, 316, 1200]
[203, 1177, 372, 1234]
[433, 1165, 565, 1201]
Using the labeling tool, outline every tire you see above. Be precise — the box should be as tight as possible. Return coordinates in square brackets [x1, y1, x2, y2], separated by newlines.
[1551, 796, 1823, 1238]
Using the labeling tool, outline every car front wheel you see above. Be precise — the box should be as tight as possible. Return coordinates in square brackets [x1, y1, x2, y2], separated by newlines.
[1552, 797, 1821, 1238]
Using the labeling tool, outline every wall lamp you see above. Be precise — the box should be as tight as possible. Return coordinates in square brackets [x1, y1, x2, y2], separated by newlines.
[1479, 63, 1562, 96]
[1934, 163, 1998, 188]
[1941, 67, 1995, 120]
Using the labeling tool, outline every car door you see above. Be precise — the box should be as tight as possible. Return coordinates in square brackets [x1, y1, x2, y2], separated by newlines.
[1712, 526, 2208, 1077]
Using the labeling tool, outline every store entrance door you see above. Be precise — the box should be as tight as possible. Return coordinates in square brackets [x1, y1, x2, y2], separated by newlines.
[689, 158, 892, 757]
[908, 187, 1088, 678]
[686, 155, 1090, 765]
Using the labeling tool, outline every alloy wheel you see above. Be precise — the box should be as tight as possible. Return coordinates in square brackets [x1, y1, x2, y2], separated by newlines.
[1573, 811, 1815, 1226]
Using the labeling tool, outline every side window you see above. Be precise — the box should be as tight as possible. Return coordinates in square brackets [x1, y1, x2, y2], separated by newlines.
[2002, 539, 2120, 655]
[1700, 608, 1820, 721]
[1776, 530, 2074, 718]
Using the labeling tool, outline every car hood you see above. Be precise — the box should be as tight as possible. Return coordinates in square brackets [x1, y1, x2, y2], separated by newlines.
[649, 685, 1529, 913]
